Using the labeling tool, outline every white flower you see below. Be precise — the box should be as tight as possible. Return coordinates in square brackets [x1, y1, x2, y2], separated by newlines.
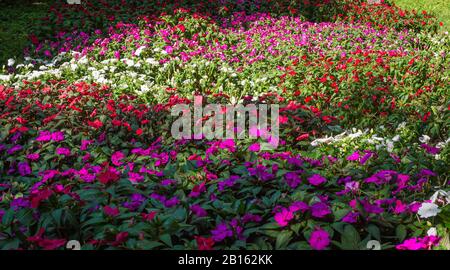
[419, 135, 431, 143]
[427, 227, 437, 236]
[134, 46, 146, 56]
[386, 140, 394, 153]
[7, 58, 15, 67]
[418, 202, 441, 218]
[392, 135, 400, 142]
[430, 190, 450, 205]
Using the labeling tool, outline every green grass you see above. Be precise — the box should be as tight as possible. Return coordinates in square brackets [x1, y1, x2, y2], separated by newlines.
[0, 0, 53, 65]
[392, 0, 450, 31]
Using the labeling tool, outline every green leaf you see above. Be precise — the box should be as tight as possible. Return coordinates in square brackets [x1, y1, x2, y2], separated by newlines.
[275, 230, 292, 250]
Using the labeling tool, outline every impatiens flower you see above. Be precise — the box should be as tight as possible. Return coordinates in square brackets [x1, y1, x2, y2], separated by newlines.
[111, 151, 125, 166]
[56, 147, 71, 156]
[128, 172, 144, 183]
[18, 161, 31, 176]
[51, 131, 65, 142]
[274, 207, 294, 227]
[396, 238, 426, 250]
[163, 196, 179, 208]
[309, 227, 330, 250]
[190, 204, 207, 217]
[142, 211, 157, 222]
[211, 223, 233, 242]
[284, 171, 301, 188]
[248, 165, 274, 181]
[393, 200, 408, 214]
[113, 232, 129, 246]
[308, 174, 326, 186]
[195, 236, 215, 250]
[97, 166, 120, 184]
[248, 143, 260, 152]
[36, 130, 52, 142]
[417, 202, 441, 218]
[189, 182, 206, 198]
[26, 153, 40, 161]
[311, 202, 331, 218]
[7, 145, 22, 155]
[103, 205, 120, 217]
[289, 201, 309, 213]
[341, 212, 359, 223]
[420, 144, 441, 155]
[346, 151, 360, 161]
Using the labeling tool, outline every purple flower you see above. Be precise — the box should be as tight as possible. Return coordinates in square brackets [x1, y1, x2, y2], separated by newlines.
[128, 172, 144, 183]
[218, 175, 239, 191]
[341, 212, 359, 223]
[7, 145, 22, 155]
[420, 144, 440, 155]
[311, 202, 331, 218]
[10, 198, 30, 210]
[242, 213, 262, 224]
[308, 174, 327, 186]
[211, 223, 233, 242]
[164, 196, 179, 208]
[248, 165, 274, 181]
[190, 204, 207, 217]
[18, 162, 31, 176]
[289, 201, 309, 213]
[284, 172, 302, 188]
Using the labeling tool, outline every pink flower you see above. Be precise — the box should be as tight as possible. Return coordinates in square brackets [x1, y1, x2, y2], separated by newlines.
[18, 162, 31, 176]
[111, 151, 125, 166]
[393, 200, 408, 214]
[56, 147, 71, 156]
[309, 227, 330, 250]
[248, 143, 260, 152]
[308, 174, 327, 186]
[274, 208, 294, 227]
[346, 151, 360, 161]
[396, 238, 426, 250]
[26, 153, 40, 161]
[51, 131, 65, 142]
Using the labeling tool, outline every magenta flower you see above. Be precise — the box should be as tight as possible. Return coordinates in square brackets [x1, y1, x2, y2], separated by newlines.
[341, 212, 359, 223]
[26, 153, 40, 161]
[51, 131, 65, 142]
[396, 238, 426, 250]
[346, 151, 360, 161]
[36, 130, 52, 142]
[311, 202, 331, 218]
[309, 227, 330, 250]
[111, 151, 125, 166]
[56, 147, 71, 156]
[103, 206, 120, 217]
[248, 143, 260, 152]
[274, 208, 294, 227]
[308, 174, 327, 186]
[190, 204, 207, 217]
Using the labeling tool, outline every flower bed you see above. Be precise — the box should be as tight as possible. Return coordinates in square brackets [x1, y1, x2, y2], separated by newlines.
[0, 0, 449, 250]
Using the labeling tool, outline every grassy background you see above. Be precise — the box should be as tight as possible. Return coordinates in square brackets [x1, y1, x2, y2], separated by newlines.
[0, 0, 449, 65]
[392, 0, 450, 31]
[0, 0, 53, 65]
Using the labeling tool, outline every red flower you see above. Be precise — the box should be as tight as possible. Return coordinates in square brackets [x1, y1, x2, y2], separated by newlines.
[141, 211, 157, 221]
[112, 232, 129, 246]
[295, 133, 310, 141]
[136, 128, 143, 136]
[195, 236, 214, 250]
[88, 119, 103, 129]
[176, 24, 186, 33]
[97, 167, 120, 185]
[103, 206, 120, 217]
